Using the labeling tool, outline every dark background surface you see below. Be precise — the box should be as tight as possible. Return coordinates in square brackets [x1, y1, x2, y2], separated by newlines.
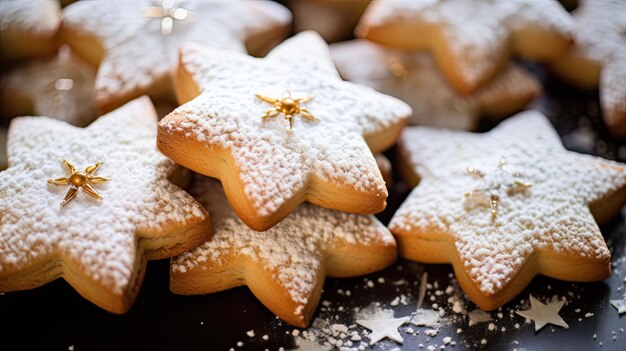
[1, 69, 626, 350]
[2, 0, 626, 350]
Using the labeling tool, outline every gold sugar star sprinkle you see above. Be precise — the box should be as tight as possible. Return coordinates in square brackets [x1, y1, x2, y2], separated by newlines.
[145, 0, 194, 35]
[47, 159, 111, 206]
[465, 157, 532, 220]
[387, 56, 409, 78]
[255, 92, 318, 133]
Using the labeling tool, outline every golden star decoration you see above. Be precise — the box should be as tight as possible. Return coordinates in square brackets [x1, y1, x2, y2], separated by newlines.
[255, 92, 318, 133]
[144, 0, 194, 35]
[47, 159, 110, 206]
[464, 157, 532, 220]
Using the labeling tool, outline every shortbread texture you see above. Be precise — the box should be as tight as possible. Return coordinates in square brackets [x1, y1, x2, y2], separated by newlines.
[0, 47, 97, 126]
[356, 0, 574, 92]
[331, 39, 539, 130]
[159, 32, 410, 224]
[390, 111, 626, 295]
[172, 176, 395, 321]
[0, 0, 60, 60]
[61, 0, 291, 108]
[552, 0, 626, 136]
[0, 97, 207, 297]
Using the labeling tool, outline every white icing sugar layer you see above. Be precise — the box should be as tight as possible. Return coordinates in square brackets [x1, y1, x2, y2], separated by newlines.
[390, 111, 626, 294]
[172, 176, 395, 311]
[0, 0, 59, 35]
[0, 97, 206, 295]
[160, 32, 410, 216]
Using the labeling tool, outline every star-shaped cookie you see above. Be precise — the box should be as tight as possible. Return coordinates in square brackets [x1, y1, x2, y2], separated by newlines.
[389, 111, 626, 310]
[551, 0, 626, 137]
[61, 0, 292, 112]
[0, 46, 98, 127]
[158, 32, 410, 231]
[0, 97, 210, 314]
[355, 0, 574, 94]
[170, 176, 397, 327]
[331, 39, 540, 130]
[0, 0, 60, 62]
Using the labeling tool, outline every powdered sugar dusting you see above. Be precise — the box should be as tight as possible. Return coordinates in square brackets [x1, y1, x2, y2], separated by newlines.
[62, 0, 291, 105]
[160, 32, 410, 216]
[390, 111, 626, 295]
[359, 0, 574, 86]
[0, 47, 97, 126]
[0, 0, 59, 36]
[172, 176, 395, 312]
[0, 97, 207, 295]
[330, 39, 539, 129]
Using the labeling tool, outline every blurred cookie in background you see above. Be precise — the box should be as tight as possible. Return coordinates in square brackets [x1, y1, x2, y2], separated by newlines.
[355, 0, 574, 94]
[550, 0, 626, 138]
[0, 46, 97, 127]
[286, 0, 369, 42]
[331, 40, 540, 130]
[0, 0, 60, 63]
[60, 0, 292, 112]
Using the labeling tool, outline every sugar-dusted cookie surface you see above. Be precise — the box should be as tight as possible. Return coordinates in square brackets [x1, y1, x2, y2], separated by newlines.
[389, 111, 626, 310]
[0, 46, 97, 127]
[158, 32, 410, 231]
[61, 0, 292, 112]
[170, 176, 397, 327]
[356, 0, 574, 94]
[0, 97, 210, 314]
[0, 128, 7, 170]
[331, 40, 540, 130]
[0, 0, 60, 62]
[551, 0, 626, 137]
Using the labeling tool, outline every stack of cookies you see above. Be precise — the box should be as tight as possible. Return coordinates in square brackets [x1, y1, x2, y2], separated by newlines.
[0, 0, 406, 328]
[1, 0, 626, 340]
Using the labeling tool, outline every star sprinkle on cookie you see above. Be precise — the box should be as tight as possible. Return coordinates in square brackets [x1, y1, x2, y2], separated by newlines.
[0, 0, 60, 62]
[551, 0, 626, 137]
[61, 0, 292, 111]
[331, 40, 540, 130]
[158, 32, 410, 231]
[47, 159, 110, 206]
[515, 295, 569, 331]
[356, 0, 574, 93]
[170, 176, 397, 327]
[389, 111, 626, 310]
[0, 47, 97, 126]
[0, 97, 210, 314]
